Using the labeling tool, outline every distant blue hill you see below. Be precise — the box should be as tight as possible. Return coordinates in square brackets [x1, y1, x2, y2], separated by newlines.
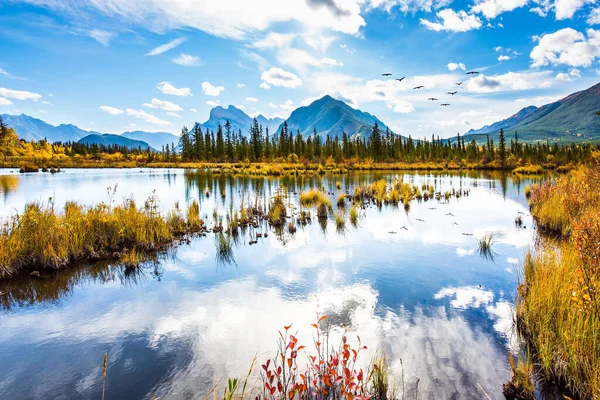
[78, 134, 152, 150]
[121, 131, 180, 150]
[1, 113, 99, 142]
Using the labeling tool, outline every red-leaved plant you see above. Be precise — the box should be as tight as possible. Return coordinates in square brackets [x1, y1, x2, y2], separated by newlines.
[259, 314, 373, 400]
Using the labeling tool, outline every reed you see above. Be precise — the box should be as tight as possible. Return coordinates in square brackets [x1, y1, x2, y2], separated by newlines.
[350, 204, 359, 226]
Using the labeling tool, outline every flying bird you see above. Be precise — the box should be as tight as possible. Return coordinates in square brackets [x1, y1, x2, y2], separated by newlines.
[382, 73, 392, 76]
[466, 71, 479, 75]
[428, 98, 438, 101]
[441, 103, 450, 106]
[456, 82, 463, 86]
[414, 86, 424, 89]
[448, 91, 458, 95]
[396, 77, 405, 82]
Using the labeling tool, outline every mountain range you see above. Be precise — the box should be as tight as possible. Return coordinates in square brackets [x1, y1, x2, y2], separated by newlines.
[4, 82, 600, 149]
[464, 82, 600, 143]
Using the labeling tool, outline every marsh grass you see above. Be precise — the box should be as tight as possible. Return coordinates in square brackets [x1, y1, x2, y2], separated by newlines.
[513, 165, 545, 175]
[337, 193, 346, 208]
[215, 232, 235, 265]
[516, 154, 600, 399]
[503, 352, 534, 400]
[0, 197, 204, 278]
[349, 204, 359, 226]
[477, 233, 497, 261]
[334, 211, 346, 232]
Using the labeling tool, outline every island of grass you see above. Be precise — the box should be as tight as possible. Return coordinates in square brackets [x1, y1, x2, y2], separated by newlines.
[0, 195, 205, 278]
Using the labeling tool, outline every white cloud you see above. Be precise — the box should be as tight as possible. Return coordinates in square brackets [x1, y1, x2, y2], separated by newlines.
[467, 71, 553, 93]
[514, 94, 564, 106]
[278, 48, 344, 70]
[0, 87, 41, 101]
[588, 7, 600, 24]
[157, 82, 192, 96]
[39, 0, 366, 39]
[235, 104, 246, 110]
[172, 53, 200, 66]
[555, 0, 595, 20]
[434, 286, 494, 309]
[37, 109, 47, 114]
[530, 28, 600, 67]
[280, 99, 295, 111]
[126, 108, 172, 126]
[268, 103, 278, 109]
[166, 112, 181, 117]
[0, 98, 13, 106]
[253, 32, 296, 48]
[87, 29, 115, 45]
[367, 0, 455, 13]
[447, 62, 466, 71]
[246, 97, 259, 103]
[304, 35, 336, 53]
[190, 108, 198, 112]
[321, 57, 344, 66]
[201, 81, 225, 96]
[389, 100, 416, 113]
[420, 9, 482, 32]
[259, 82, 271, 89]
[143, 98, 183, 112]
[146, 38, 186, 56]
[260, 67, 302, 88]
[206, 100, 221, 107]
[494, 46, 503, 52]
[471, 0, 528, 19]
[555, 68, 582, 81]
[99, 105, 124, 115]
[498, 55, 511, 61]
[237, 83, 246, 88]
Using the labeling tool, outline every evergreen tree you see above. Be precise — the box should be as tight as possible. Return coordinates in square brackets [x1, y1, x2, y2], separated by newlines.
[499, 128, 506, 163]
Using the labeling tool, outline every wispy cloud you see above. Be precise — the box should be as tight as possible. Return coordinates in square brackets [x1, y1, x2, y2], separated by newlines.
[88, 29, 115, 46]
[126, 108, 172, 126]
[146, 38, 186, 56]
[172, 53, 200, 66]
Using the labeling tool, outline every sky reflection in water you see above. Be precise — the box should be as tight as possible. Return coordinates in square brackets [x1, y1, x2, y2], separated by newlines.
[0, 168, 541, 399]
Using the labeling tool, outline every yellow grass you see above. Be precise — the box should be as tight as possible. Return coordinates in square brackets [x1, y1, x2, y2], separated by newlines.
[0, 198, 204, 278]
[516, 153, 600, 398]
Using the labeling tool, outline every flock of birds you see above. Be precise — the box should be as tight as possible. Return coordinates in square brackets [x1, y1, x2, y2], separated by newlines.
[381, 70, 480, 107]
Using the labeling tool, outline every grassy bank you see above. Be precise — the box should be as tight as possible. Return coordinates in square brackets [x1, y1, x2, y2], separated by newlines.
[0, 157, 572, 175]
[0, 196, 205, 278]
[514, 153, 600, 398]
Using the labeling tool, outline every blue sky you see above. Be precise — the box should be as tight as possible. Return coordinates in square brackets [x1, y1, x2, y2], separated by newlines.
[0, 0, 599, 138]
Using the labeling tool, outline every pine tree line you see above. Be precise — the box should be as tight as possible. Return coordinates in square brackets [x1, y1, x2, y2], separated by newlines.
[175, 117, 594, 165]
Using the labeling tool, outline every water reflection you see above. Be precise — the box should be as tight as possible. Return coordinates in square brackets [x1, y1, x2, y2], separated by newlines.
[0, 169, 543, 400]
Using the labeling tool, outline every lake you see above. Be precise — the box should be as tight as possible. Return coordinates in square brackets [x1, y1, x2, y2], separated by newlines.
[0, 168, 539, 399]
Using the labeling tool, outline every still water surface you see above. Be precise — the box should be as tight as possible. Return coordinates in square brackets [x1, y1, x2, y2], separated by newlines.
[0, 168, 539, 399]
